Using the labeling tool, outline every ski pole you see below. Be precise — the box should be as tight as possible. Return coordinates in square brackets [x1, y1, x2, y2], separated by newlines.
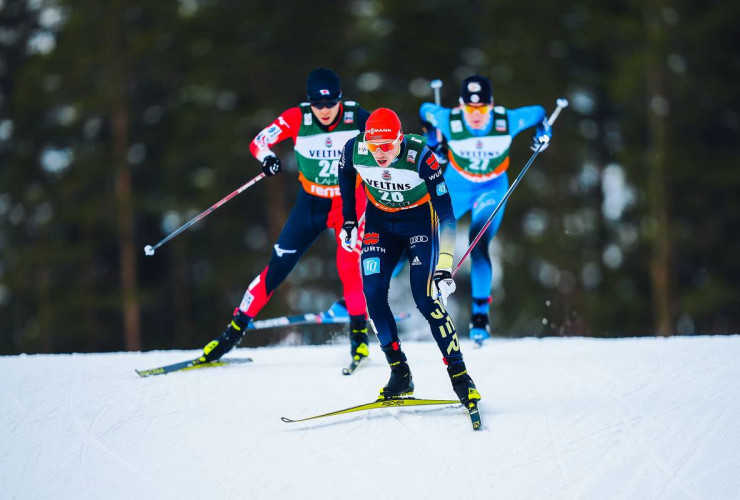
[430, 79, 444, 145]
[452, 98, 569, 277]
[431, 79, 443, 105]
[144, 172, 266, 256]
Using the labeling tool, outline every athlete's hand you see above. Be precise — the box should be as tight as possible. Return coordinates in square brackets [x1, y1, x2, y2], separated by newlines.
[432, 269, 456, 306]
[340, 220, 358, 253]
[530, 133, 550, 152]
[261, 155, 282, 176]
[530, 118, 552, 152]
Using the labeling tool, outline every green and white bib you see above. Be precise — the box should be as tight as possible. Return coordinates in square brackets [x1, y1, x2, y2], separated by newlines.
[353, 134, 431, 212]
[446, 106, 512, 182]
[294, 102, 363, 193]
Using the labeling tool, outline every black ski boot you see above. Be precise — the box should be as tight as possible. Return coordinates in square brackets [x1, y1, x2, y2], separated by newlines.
[447, 360, 481, 407]
[349, 317, 369, 362]
[378, 343, 414, 399]
[469, 313, 491, 346]
[200, 310, 251, 362]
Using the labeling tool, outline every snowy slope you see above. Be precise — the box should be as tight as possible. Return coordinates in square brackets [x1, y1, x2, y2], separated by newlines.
[2, 335, 740, 500]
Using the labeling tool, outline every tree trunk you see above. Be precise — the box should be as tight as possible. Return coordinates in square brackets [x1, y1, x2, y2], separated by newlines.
[644, 3, 675, 336]
[106, 3, 142, 350]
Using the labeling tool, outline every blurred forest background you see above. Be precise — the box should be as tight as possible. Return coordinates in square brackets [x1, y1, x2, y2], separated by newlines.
[1, 0, 738, 354]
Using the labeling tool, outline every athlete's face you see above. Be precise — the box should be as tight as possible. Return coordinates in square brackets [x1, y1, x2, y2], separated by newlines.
[311, 101, 341, 125]
[462, 101, 493, 130]
[367, 139, 401, 168]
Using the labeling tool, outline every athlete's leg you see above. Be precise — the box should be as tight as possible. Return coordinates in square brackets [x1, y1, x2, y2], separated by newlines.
[360, 212, 412, 397]
[403, 204, 481, 406]
[201, 191, 327, 361]
[403, 206, 463, 364]
[468, 175, 509, 344]
[360, 214, 405, 347]
[240, 190, 329, 317]
[328, 184, 370, 361]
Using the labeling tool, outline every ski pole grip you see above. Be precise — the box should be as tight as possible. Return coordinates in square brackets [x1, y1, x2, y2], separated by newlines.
[431, 79, 443, 105]
[547, 98, 569, 126]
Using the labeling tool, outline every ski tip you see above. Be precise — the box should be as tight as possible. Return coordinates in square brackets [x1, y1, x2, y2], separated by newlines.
[341, 368, 351, 375]
[280, 417, 295, 423]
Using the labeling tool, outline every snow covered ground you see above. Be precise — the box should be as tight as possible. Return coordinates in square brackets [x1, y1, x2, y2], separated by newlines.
[2, 335, 739, 500]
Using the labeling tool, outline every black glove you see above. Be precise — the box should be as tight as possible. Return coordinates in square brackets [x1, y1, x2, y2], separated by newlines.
[261, 155, 282, 176]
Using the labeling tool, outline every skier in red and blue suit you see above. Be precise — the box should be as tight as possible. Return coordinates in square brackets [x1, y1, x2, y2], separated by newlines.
[420, 75, 552, 346]
[199, 68, 371, 367]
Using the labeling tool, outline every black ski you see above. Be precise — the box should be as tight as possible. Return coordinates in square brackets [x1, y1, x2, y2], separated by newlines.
[136, 357, 253, 377]
[467, 402, 482, 430]
[341, 356, 368, 375]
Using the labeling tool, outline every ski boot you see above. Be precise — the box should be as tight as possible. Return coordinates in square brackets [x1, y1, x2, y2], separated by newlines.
[200, 309, 251, 363]
[469, 313, 490, 346]
[447, 360, 482, 429]
[343, 317, 370, 375]
[378, 343, 414, 399]
[447, 360, 481, 407]
[350, 317, 369, 362]
[470, 297, 491, 346]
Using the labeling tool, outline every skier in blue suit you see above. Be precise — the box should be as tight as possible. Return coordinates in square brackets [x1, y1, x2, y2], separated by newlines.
[420, 75, 551, 345]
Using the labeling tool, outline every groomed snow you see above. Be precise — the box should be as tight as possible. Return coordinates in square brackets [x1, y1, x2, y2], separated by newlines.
[2, 335, 739, 499]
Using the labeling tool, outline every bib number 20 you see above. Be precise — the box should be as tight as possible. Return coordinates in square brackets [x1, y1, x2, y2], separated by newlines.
[381, 191, 404, 203]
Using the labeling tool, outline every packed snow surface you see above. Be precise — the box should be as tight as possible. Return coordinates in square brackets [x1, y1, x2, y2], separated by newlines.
[2, 335, 740, 499]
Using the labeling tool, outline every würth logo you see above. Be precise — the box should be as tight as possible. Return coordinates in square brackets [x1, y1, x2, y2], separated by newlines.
[426, 155, 439, 171]
[363, 232, 380, 245]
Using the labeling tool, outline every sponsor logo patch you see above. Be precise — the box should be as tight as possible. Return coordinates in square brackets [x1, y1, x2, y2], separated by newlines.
[358, 142, 368, 155]
[303, 113, 312, 126]
[382, 170, 391, 181]
[362, 245, 386, 254]
[325, 137, 333, 148]
[343, 111, 354, 124]
[436, 183, 448, 196]
[411, 256, 422, 266]
[274, 244, 297, 257]
[426, 154, 440, 171]
[407, 149, 417, 163]
[363, 232, 380, 245]
[410, 235, 429, 245]
[495, 119, 506, 131]
[363, 257, 380, 276]
[451, 121, 463, 133]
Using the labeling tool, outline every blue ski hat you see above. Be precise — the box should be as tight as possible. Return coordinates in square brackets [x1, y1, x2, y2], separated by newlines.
[460, 75, 493, 104]
[306, 67, 342, 103]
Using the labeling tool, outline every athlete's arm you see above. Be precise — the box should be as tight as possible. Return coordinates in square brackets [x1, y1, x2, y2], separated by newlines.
[419, 103, 453, 146]
[507, 105, 549, 138]
[338, 137, 359, 223]
[248, 107, 303, 162]
[418, 148, 456, 270]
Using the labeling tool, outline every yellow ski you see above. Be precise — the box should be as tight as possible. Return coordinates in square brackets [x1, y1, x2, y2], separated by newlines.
[281, 397, 459, 423]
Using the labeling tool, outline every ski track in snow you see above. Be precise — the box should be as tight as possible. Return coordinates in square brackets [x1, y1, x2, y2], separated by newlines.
[1, 335, 740, 499]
